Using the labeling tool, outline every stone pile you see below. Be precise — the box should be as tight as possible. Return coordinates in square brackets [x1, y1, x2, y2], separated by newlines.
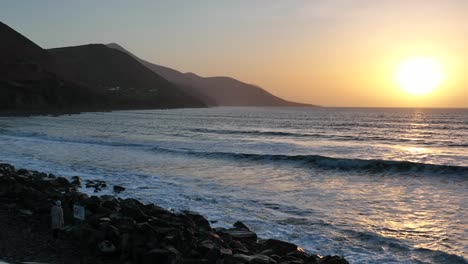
[0, 164, 349, 264]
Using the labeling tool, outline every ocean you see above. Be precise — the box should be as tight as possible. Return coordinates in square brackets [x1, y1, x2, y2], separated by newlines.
[0, 107, 466, 264]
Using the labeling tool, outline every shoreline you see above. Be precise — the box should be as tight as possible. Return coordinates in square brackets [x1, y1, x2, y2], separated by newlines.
[0, 163, 349, 264]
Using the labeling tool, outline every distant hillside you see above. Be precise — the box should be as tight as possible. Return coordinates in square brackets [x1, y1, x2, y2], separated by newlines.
[49, 44, 205, 109]
[0, 21, 102, 112]
[107, 43, 316, 107]
[0, 21, 206, 113]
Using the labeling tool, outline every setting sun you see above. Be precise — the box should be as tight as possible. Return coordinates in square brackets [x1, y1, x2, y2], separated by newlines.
[395, 57, 445, 96]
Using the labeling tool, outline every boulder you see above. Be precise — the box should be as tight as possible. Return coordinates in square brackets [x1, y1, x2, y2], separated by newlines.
[229, 240, 250, 254]
[85, 179, 107, 192]
[205, 247, 221, 263]
[319, 255, 349, 264]
[198, 239, 216, 253]
[120, 206, 149, 223]
[17, 168, 30, 175]
[264, 239, 298, 255]
[143, 247, 180, 264]
[228, 253, 252, 264]
[71, 176, 82, 187]
[227, 253, 275, 264]
[183, 211, 212, 231]
[98, 240, 117, 255]
[220, 229, 257, 242]
[220, 248, 233, 257]
[234, 221, 253, 232]
[180, 259, 210, 264]
[113, 185, 126, 193]
[55, 177, 71, 188]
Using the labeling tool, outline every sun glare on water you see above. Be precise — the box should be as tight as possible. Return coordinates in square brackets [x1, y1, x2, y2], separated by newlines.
[395, 57, 445, 96]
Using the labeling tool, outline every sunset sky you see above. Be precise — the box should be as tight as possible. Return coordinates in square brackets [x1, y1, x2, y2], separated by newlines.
[2, 0, 467, 107]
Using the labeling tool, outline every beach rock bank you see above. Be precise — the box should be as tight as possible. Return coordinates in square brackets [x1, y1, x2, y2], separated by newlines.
[0, 163, 349, 264]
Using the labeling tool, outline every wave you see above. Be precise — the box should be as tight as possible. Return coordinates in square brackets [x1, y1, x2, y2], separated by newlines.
[273, 214, 468, 263]
[150, 147, 468, 175]
[341, 229, 468, 264]
[0, 132, 149, 149]
[190, 128, 312, 137]
[189, 128, 466, 147]
[2, 130, 467, 175]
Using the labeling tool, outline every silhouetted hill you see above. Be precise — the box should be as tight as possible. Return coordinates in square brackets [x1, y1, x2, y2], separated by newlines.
[0, 21, 205, 113]
[0, 21, 54, 81]
[107, 43, 316, 107]
[0, 21, 104, 112]
[49, 44, 205, 109]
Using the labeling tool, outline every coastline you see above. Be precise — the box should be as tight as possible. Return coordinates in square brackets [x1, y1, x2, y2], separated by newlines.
[0, 163, 349, 264]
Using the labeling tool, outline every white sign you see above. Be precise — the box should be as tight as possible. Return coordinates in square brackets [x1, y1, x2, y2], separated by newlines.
[73, 205, 85, 220]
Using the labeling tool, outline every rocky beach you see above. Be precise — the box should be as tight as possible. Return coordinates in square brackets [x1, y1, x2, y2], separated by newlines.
[0, 163, 349, 264]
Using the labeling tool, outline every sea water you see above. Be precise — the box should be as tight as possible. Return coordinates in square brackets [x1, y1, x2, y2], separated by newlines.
[0, 107, 466, 264]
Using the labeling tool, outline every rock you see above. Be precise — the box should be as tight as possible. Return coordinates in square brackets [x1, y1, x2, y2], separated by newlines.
[199, 239, 216, 253]
[183, 211, 212, 231]
[220, 248, 233, 257]
[181, 259, 209, 264]
[17, 168, 29, 175]
[98, 240, 117, 254]
[120, 232, 132, 253]
[251, 254, 274, 264]
[102, 200, 120, 212]
[279, 255, 303, 263]
[120, 206, 148, 223]
[19, 209, 33, 215]
[84, 196, 102, 212]
[113, 185, 126, 193]
[120, 198, 144, 209]
[205, 247, 221, 263]
[234, 221, 253, 231]
[85, 179, 107, 191]
[264, 239, 298, 255]
[55, 177, 71, 188]
[229, 254, 252, 263]
[227, 253, 275, 264]
[318, 255, 349, 264]
[136, 222, 156, 234]
[104, 224, 120, 240]
[221, 229, 257, 242]
[229, 240, 249, 254]
[143, 247, 180, 264]
[260, 249, 274, 256]
[71, 176, 82, 187]
[287, 247, 310, 261]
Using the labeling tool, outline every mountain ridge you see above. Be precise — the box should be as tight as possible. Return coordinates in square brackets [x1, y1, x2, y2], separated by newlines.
[0, 21, 206, 113]
[48, 44, 206, 109]
[106, 43, 317, 107]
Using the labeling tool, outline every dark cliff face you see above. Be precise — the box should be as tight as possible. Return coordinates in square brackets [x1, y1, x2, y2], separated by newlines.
[107, 43, 316, 107]
[0, 22, 205, 112]
[0, 21, 54, 81]
[0, 22, 103, 112]
[48, 44, 206, 109]
[0, 22, 52, 75]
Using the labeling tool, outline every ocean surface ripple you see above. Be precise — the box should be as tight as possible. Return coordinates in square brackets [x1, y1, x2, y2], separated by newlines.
[0, 107, 466, 264]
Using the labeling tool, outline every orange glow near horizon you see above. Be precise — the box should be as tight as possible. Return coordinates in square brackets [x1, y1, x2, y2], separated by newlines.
[3, 1, 466, 108]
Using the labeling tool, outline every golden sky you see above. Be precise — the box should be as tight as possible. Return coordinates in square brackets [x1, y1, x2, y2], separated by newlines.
[219, 1, 468, 108]
[2, 1, 467, 107]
